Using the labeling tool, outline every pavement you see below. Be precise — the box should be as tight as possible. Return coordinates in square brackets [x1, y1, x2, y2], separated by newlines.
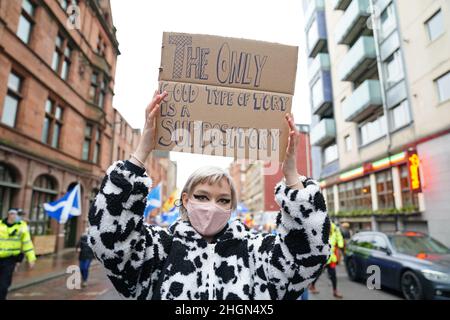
[308, 264, 403, 300]
[10, 248, 80, 291]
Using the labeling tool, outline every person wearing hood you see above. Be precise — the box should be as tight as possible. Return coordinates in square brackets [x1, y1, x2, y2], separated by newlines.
[88, 91, 331, 300]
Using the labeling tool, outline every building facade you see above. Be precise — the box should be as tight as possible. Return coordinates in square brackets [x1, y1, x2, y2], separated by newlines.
[0, 0, 121, 254]
[304, 0, 450, 245]
[234, 124, 312, 218]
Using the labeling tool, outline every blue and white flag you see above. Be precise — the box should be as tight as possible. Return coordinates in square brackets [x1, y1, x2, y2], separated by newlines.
[144, 183, 162, 218]
[161, 205, 180, 225]
[43, 184, 81, 224]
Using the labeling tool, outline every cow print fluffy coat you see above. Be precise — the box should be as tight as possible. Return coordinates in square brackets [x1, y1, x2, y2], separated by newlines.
[88, 161, 330, 300]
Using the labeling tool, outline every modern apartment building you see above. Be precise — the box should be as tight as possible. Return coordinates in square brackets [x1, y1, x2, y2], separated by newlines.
[304, 0, 450, 245]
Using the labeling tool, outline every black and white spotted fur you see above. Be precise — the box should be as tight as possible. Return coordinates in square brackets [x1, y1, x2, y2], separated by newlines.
[88, 161, 330, 300]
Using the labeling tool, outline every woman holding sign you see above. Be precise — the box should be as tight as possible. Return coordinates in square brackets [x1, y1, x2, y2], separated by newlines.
[88, 91, 330, 300]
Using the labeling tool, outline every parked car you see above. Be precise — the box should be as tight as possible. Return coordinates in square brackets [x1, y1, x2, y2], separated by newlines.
[344, 231, 450, 300]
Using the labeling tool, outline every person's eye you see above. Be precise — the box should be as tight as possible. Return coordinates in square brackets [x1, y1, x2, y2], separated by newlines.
[220, 199, 231, 204]
[193, 194, 208, 201]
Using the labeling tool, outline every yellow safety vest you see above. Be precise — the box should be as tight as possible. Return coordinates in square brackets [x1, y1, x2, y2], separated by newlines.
[327, 223, 345, 264]
[0, 219, 37, 262]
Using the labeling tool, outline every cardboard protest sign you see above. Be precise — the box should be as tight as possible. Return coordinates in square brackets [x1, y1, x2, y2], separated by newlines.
[155, 32, 298, 162]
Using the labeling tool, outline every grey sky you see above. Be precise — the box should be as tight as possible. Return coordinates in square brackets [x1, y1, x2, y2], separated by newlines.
[110, 0, 310, 190]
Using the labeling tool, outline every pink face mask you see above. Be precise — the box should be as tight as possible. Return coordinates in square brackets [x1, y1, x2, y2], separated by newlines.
[186, 198, 231, 237]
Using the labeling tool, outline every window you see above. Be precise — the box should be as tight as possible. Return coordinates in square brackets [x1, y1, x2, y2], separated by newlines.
[372, 235, 389, 253]
[323, 143, 338, 164]
[96, 34, 107, 57]
[435, 72, 450, 102]
[311, 77, 323, 109]
[89, 71, 108, 108]
[385, 50, 404, 84]
[82, 124, 102, 163]
[0, 163, 19, 219]
[29, 175, 57, 236]
[82, 124, 92, 161]
[426, 10, 444, 41]
[376, 170, 395, 209]
[17, 0, 36, 44]
[93, 128, 101, 164]
[307, 20, 319, 53]
[360, 113, 387, 146]
[41, 99, 63, 148]
[98, 78, 108, 109]
[390, 100, 411, 130]
[338, 177, 371, 212]
[380, 3, 396, 38]
[325, 188, 334, 214]
[1, 72, 23, 127]
[52, 34, 72, 80]
[345, 135, 352, 152]
[400, 164, 419, 209]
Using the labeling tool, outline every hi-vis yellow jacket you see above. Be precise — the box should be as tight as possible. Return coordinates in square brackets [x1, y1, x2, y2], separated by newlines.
[0, 219, 36, 262]
[327, 222, 344, 265]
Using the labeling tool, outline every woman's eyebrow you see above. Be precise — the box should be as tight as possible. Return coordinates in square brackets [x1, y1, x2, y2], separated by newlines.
[195, 189, 231, 198]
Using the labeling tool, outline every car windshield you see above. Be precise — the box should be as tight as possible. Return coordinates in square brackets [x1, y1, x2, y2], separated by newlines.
[389, 235, 450, 256]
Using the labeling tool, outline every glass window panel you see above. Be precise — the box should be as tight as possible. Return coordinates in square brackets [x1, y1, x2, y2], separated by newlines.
[392, 100, 411, 129]
[55, 106, 63, 120]
[51, 123, 60, 148]
[52, 52, 60, 71]
[22, 0, 35, 16]
[1, 95, 19, 127]
[426, 10, 444, 41]
[8, 73, 22, 92]
[45, 99, 53, 113]
[84, 125, 92, 137]
[61, 60, 70, 80]
[93, 143, 99, 163]
[82, 140, 90, 160]
[41, 116, 50, 143]
[17, 15, 32, 44]
[436, 72, 450, 102]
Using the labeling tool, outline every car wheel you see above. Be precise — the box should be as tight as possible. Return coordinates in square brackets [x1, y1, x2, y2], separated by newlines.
[346, 258, 360, 282]
[401, 271, 424, 300]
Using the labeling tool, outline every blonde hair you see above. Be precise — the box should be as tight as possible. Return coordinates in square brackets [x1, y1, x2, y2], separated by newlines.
[178, 166, 237, 220]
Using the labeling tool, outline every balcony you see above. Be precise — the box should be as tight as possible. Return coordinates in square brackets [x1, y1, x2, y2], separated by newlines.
[310, 118, 336, 147]
[339, 36, 376, 82]
[304, 0, 325, 26]
[335, 0, 371, 45]
[308, 53, 330, 81]
[342, 80, 382, 122]
[332, 0, 352, 10]
[306, 11, 328, 58]
[311, 71, 333, 116]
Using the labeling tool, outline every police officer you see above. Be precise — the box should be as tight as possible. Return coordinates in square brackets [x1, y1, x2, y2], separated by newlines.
[0, 208, 36, 300]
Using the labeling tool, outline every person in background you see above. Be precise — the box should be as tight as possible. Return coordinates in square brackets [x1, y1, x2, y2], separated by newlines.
[76, 229, 95, 288]
[0, 208, 36, 300]
[309, 222, 345, 299]
[340, 222, 352, 240]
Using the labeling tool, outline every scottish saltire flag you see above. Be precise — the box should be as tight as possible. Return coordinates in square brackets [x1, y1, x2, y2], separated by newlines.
[161, 205, 179, 225]
[144, 183, 162, 218]
[43, 184, 81, 224]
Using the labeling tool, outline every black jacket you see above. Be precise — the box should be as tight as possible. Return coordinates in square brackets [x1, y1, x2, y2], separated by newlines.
[77, 234, 94, 260]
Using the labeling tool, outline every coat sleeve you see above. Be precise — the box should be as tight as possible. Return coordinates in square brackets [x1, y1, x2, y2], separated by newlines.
[20, 223, 36, 263]
[249, 176, 330, 300]
[88, 161, 172, 299]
